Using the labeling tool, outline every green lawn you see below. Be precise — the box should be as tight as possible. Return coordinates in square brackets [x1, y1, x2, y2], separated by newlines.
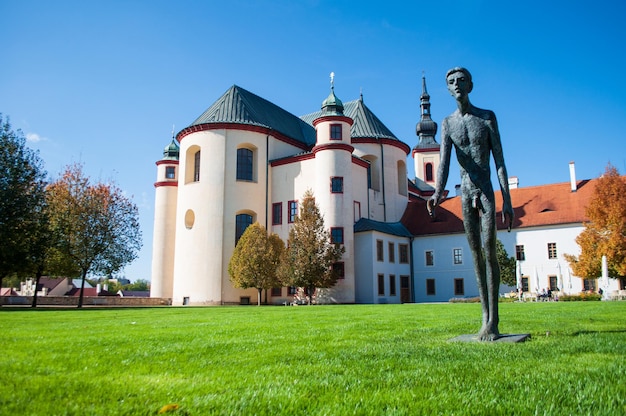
[1, 302, 625, 415]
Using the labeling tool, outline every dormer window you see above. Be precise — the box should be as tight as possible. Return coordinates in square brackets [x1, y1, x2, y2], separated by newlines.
[330, 124, 342, 140]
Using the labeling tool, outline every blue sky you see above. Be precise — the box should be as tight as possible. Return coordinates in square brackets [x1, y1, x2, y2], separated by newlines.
[1, 0, 625, 282]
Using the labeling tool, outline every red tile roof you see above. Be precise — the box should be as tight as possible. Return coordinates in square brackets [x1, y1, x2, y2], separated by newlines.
[1, 288, 17, 296]
[401, 179, 598, 236]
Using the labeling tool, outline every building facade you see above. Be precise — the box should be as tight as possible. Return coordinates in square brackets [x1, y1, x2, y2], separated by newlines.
[151, 80, 620, 305]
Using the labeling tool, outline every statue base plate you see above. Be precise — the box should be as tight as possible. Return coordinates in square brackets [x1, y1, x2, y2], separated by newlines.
[449, 333, 531, 343]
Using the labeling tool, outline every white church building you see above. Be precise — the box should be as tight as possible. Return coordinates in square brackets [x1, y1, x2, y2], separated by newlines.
[150, 78, 623, 305]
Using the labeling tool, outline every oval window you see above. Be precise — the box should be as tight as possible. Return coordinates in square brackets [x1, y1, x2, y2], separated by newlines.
[184, 209, 195, 229]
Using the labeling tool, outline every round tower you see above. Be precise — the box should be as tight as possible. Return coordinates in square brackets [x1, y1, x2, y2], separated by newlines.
[312, 73, 355, 303]
[412, 76, 440, 185]
[150, 137, 179, 299]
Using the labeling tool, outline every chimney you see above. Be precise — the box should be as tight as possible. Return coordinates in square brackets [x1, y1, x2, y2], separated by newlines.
[96, 283, 101, 294]
[569, 161, 577, 192]
[508, 176, 519, 189]
[454, 184, 461, 196]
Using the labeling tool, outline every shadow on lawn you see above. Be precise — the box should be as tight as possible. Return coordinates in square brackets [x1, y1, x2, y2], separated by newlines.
[571, 329, 626, 336]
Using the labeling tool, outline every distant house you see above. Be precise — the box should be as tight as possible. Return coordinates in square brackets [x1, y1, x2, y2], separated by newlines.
[17, 277, 74, 297]
[402, 170, 625, 301]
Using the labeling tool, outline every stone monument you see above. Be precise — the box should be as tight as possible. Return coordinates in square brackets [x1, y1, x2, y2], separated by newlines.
[427, 67, 515, 341]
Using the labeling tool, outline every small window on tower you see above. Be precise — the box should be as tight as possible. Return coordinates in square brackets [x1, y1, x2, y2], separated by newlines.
[330, 227, 344, 244]
[331, 177, 343, 193]
[330, 124, 342, 140]
[425, 163, 434, 182]
[165, 166, 176, 179]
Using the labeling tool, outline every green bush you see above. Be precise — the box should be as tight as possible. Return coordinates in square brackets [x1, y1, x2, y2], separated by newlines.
[449, 296, 480, 303]
[560, 292, 602, 301]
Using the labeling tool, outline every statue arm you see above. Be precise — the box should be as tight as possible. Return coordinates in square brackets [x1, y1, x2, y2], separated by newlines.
[488, 112, 514, 229]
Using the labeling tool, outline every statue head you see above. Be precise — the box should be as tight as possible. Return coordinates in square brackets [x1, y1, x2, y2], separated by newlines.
[446, 67, 473, 96]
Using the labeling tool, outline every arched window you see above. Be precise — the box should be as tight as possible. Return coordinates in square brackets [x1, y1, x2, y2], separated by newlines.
[397, 160, 407, 196]
[235, 213, 254, 245]
[362, 155, 380, 191]
[185, 145, 201, 184]
[193, 150, 201, 182]
[425, 163, 434, 182]
[236, 148, 253, 181]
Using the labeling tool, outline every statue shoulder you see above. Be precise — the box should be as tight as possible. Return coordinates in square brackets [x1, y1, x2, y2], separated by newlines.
[472, 106, 497, 121]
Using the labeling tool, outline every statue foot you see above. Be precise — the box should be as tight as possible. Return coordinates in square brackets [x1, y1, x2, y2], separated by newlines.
[478, 325, 501, 342]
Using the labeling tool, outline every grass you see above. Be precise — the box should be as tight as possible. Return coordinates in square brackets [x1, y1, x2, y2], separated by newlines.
[1, 302, 625, 415]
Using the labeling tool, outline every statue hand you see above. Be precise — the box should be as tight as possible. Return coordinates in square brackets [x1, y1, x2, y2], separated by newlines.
[427, 197, 438, 218]
[502, 204, 514, 232]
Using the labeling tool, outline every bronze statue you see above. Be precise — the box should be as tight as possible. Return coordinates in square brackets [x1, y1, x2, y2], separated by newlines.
[427, 67, 514, 341]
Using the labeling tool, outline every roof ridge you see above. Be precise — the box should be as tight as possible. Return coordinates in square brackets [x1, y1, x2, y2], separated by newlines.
[188, 85, 316, 146]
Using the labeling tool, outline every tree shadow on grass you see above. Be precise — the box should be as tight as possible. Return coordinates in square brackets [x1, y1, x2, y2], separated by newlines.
[571, 329, 626, 336]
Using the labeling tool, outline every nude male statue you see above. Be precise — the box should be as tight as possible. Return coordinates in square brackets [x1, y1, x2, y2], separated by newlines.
[427, 67, 514, 341]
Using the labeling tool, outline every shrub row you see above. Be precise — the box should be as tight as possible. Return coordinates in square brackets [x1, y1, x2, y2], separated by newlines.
[559, 293, 602, 302]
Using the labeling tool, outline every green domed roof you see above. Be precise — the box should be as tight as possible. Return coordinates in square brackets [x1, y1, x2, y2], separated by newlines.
[321, 88, 344, 115]
[162, 139, 179, 160]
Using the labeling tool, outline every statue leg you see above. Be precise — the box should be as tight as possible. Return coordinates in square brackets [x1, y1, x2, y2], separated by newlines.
[479, 196, 501, 341]
[462, 205, 489, 331]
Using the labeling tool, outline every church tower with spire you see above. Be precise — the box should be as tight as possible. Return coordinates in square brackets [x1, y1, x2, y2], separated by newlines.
[312, 73, 356, 303]
[412, 76, 440, 191]
[150, 135, 179, 299]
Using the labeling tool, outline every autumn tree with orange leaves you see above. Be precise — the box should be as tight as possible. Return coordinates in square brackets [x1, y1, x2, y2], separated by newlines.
[565, 164, 626, 281]
[47, 164, 142, 307]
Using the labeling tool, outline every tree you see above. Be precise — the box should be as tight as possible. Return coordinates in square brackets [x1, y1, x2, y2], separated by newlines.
[565, 164, 626, 280]
[228, 222, 284, 305]
[495, 239, 517, 287]
[126, 279, 150, 291]
[0, 114, 49, 296]
[46, 164, 142, 307]
[278, 190, 344, 305]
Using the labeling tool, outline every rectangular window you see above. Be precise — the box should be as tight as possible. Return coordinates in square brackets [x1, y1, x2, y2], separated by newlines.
[583, 279, 597, 292]
[330, 124, 342, 140]
[453, 248, 463, 265]
[426, 279, 436, 296]
[288, 200, 298, 223]
[330, 227, 344, 244]
[399, 244, 409, 264]
[376, 240, 384, 262]
[236, 148, 253, 181]
[454, 278, 465, 296]
[354, 201, 361, 222]
[516, 245, 525, 261]
[165, 166, 176, 179]
[388, 242, 395, 263]
[425, 250, 434, 266]
[377, 274, 385, 296]
[272, 202, 282, 225]
[521, 277, 529, 292]
[235, 213, 253, 245]
[271, 287, 282, 297]
[332, 262, 345, 279]
[548, 275, 558, 291]
[193, 150, 201, 182]
[288, 286, 297, 295]
[389, 275, 396, 296]
[548, 243, 557, 259]
[330, 176, 344, 193]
